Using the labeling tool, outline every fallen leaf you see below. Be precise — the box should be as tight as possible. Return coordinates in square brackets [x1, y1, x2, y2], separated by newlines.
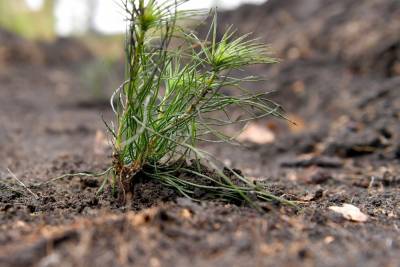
[237, 123, 275, 144]
[324, 236, 335, 244]
[328, 204, 368, 222]
[94, 130, 110, 155]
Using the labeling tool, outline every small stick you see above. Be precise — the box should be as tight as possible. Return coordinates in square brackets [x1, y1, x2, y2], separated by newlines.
[7, 168, 39, 199]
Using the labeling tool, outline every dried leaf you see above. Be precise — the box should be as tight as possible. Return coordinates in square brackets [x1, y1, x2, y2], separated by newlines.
[180, 209, 192, 219]
[328, 204, 368, 222]
[237, 123, 275, 144]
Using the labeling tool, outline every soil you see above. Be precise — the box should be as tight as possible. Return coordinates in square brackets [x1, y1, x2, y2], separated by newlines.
[1, 0, 400, 266]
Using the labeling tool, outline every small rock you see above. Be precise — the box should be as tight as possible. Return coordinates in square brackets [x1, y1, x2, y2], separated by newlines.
[395, 144, 400, 159]
[308, 172, 332, 184]
[382, 171, 399, 186]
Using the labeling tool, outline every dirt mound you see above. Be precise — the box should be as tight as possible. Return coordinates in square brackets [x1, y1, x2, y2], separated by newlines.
[217, 0, 400, 77]
[323, 77, 400, 160]
[0, 28, 92, 67]
[197, 0, 400, 199]
[0, 28, 44, 65]
[39, 37, 93, 66]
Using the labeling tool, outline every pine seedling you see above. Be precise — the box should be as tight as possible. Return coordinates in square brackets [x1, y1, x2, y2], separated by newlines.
[106, 0, 291, 206]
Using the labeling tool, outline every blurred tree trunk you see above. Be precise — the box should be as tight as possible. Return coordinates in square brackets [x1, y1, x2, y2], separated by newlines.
[86, 0, 99, 35]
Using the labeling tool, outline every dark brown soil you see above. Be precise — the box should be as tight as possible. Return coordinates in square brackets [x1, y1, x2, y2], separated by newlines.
[1, 0, 400, 266]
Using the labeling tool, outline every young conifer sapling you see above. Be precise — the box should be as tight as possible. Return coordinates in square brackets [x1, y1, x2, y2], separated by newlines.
[104, 0, 292, 206]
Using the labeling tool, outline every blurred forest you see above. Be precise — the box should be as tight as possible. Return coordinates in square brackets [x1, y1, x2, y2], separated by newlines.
[0, 0, 112, 39]
[0, 0, 54, 39]
[0, 0, 124, 101]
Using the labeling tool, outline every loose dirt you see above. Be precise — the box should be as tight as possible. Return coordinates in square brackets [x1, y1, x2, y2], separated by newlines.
[1, 0, 399, 266]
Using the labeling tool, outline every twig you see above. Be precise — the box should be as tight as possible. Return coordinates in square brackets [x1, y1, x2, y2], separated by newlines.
[36, 167, 114, 186]
[7, 168, 39, 199]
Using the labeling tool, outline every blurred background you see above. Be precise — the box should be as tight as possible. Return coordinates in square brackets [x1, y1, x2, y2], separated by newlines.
[0, 0, 268, 101]
[1, 0, 399, 175]
[1, 0, 267, 37]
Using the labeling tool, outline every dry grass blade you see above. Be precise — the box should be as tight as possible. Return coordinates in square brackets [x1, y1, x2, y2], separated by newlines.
[7, 168, 39, 199]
